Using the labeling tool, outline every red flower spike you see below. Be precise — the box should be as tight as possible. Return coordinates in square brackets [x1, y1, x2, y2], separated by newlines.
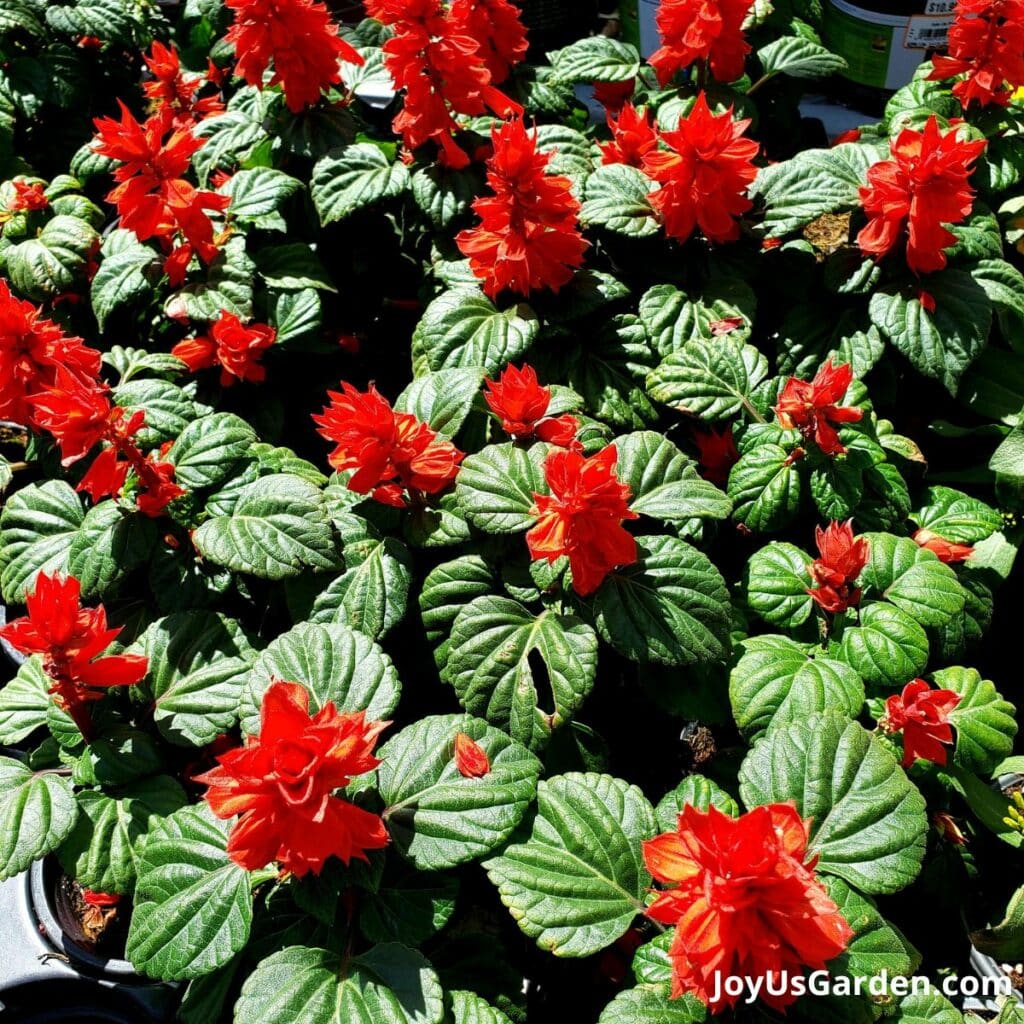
[172, 311, 276, 386]
[593, 78, 636, 114]
[527, 444, 638, 596]
[929, 0, 1024, 108]
[483, 363, 579, 448]
[7, 180, 49, 213]
[642, 802, 853, 1012]
[600, 103, 658, 168]
[881, 679, 962, 768]
[857, 116, 986, 275]
[314, 382, 463, 507]
[143, 41, 225, 128]
[225, 0, 362, 113]
[448, 0, 528, 85]
[774, 358, 862, 456]
[0, 573, 149, 739]
[453, 732, 491, 777]
[806, 519, 869, 616]
[693, 425, 739, 486]
[196, 680, 390, 875]
[649, 0, 754, 86]
[642, 93, 759, 245]
[456, 118, 588, 298]
[913, 528, 974, 564]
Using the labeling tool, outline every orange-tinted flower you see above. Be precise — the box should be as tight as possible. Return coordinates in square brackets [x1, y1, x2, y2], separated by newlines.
[6, 180, 49, 213]
[483, 363, 579, 447]
[134, 445, 187, 518]
[857, 116, 986, 275]
[314, 382, 464, 507]
[172, 311, 276, 386]
[448, 0, 528, 84]
[593, 78, 636, 114]
[0, 573, 149, 738]
[226, 0, 361, 113]
[600, 103, 658, 168]
[82, 890, 121, 907]
[643, 802, 853, 1012]
[366, 0, 521, 168]
[831, 128, 862, 147]
[774, 358, 862, 456]
[693, 425, 739, 486]
[929, 0, 1024, 108]
[29, 366, 117, 467]
[912, 528, 974, 564]
[196, 680, 389, 875]
[642, 93, 759, 244]
[457, 118, 588, 297]
[806, 519, 868, 615]
[527, 445, 638, 596]
[933, 811, 968, 846]
[142, 41, 225, 128]
[881, 678, 961, 768]
[649, 0, 753, 86]
[454, 732, 491, 777]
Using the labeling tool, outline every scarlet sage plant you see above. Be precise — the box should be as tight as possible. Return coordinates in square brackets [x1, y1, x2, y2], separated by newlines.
[0, 0, 1023, 1021]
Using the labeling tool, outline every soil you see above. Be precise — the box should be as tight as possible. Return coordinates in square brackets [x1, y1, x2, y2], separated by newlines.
[52, 873, 131, 960]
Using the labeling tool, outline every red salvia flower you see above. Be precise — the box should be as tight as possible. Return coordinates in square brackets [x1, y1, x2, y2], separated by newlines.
[196, 680, 390, 875]
[313, 382, 464, 507]
[643, 802, 853, 1012]
[526, 444, 639, 596]
[774, 358, 862, 456]
[81, 890, 121, 908]
[693, 425, 739, 486]
[172, 311, 277, 386]
[912, 528, 974, 564]
[929, 0, 1024, 108]
[806, 519, 869, 615]
[483, 363, 579, 447]
[366, 0, 521, 168]
[6, 180, 49, 213]
[857, 116, 986, 275]
[0, 573, 149, 739]
[453, 732, 491, 777]
[142, 41, 225, 128]
[448, 0, 528, 85]
[28, 366, 118, 467]
[0, 280, 102, 425]
[881, 678, 962, 768]
[649, 0, 754, 86]
[600, 103, 659, 168]
[642, 93, 759, 244]
[226, 0, 361, 113]
[593, 78, 636, 114]
[456, 118, 588, 298]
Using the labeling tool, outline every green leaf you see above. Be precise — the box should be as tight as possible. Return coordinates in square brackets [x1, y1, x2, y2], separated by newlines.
[580, 164, 660, 238]
[135, 612, 256, 747]
[312, 144, 409, 224]
[410, 165, 477, 229]
[253, 243, 336, 292]
[448, 991, 515, 1024]
[647, 336, 768, 419]
[0, 657, 49, 744]
[593, 536, 732, 667]
[485, 772, 656, 957]
[418, 289, 540, 375]
[934, 666, 1017, 776]
[360, 871, 458, 946]
[127, 805, 253, 981]
[57, 778, 187, 893]
[455, 442, 548, 533]
[615, 432, 732, 523]
[655, 775, 739, 830]
[0, 756, 77, 881]
[233, 943, 444, 1024]
[838, 604, 929, 690]
[911, 486, 1002, 543]
[379, 714, 541, 870]
[418, 556, 496, 670]
[193, 474, 341, 579]
[272, 288, 321, 346]
[241, 621, 401, 737]
[91, 237, 158, 330]
[72, 726, 164, 788]
[638, 281, 755, 358]
[547, 36, 640, 82]
[731, 636, 865, 740]
[597, 988, 707, 1024]
[869, 272, 992, 393]
[738, 711, 927, 894]
[744, 542, 814, 629]
[112, 379, 197, 447]
[970, 883, 1024, 961]
[891, 991, 963, 1024]
[0, 480, 84, 603]
[757, 36, 847, 79]
[6, 214, 99, 300]
[447, 596, 598, 750]
[167, 413, 258, 490]
[395, 367, 485, 434]
[224, 167, 302, 225]
[971, 258, 1024, 350]
[67, 502, 157, 599]
[728, 445, 801, 533]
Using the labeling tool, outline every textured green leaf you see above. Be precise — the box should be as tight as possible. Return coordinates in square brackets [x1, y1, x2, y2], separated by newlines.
[448, 991, 515, 1024]
[580, 164, 659, 237]
[548, 36, 640, 82]
[418, 555, 496, 670]
[91, 237, 158, 329]
[757, 36, 847, 79]
[410, 165, 476, 229]
[891, 990, 963, 1024]
[597, 988, 707, 1024]
[72, 726, 164, 788]
[638, 281, 754, 358]
[455, 442, 548, 533]
[655, 775, 739, 830]
[312, 144, 409, 223]
[970, 883, 1024, 961]
[224, 167, 302, 224]
[67, 502, 157, 599]
[0, 756, 77, 880]
[728, 445, 801, 533]
[486, 773, 656, 956]
[396, 367, 485, 435]
[744, 542, 814, 628]
[167, 413, 258, 490]
[911, 486, 1002, 544]
[0, 656, 49, 744]
[6, 214, 99, 300]
[935, 666, 1017, 775]
[839, 604, 929, 690]
[360, 871, 458, 947]
[272, 288, 321, 346]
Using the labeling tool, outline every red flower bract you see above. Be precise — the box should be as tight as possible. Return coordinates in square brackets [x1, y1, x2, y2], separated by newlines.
[448, 0, 528, 85]
[172, 311, 276, 386]
[649, 0, 754, 86]
[143, 41, 225, 128]
[806, 519, 869, 615]
[197, 680, 389, 875]
[642, 92, 759, 244]
[857, 116, 986, 275]
[483, 363, 579, 447]
[225, 0, 361, 113]
[882, 679, 962, 768]
[527, 444, 638, 596]
[454, 732, 491, 777]
[600, 103, 658, 168]
[456, 118, 588, 298]
[313, 382, 464, 507]
[643, 802, 853, 1012]
[929, 0, 1024, 108]
[913, 528, 974, 564]
[0, 572, 148, 739]
[693, 425, 739, 486]
[774, 358, 862, 456]
[7, 180, 49, 212]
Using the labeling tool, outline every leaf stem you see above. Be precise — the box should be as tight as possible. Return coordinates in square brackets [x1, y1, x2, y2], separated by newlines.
[746, 72, 776, 96]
